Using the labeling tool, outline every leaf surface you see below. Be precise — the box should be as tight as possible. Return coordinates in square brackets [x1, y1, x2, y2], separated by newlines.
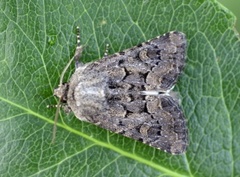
[0, 0, 239, 176]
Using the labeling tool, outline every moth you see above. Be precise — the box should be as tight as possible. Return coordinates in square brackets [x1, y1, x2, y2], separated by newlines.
[54, 27, 188, 154]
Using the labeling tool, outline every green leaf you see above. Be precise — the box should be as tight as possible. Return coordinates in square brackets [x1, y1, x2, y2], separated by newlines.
[0, 0, 239, 176]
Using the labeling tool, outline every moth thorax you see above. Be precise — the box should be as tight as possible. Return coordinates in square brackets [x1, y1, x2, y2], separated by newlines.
[54, 83, 69, 102]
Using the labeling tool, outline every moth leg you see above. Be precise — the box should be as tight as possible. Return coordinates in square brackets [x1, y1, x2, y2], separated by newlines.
[74, 26, 83, 69]
[103, 43, 109, 57]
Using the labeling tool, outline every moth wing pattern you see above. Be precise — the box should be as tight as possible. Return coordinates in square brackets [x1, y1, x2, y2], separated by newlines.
[59, 31, 187, 154]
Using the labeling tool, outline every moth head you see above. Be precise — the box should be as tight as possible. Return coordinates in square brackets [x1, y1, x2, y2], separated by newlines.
[54, 83, 69, 102]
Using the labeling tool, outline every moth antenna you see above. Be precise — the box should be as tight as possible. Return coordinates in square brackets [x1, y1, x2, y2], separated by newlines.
[52, 26, 83, 143]
[59, 55, 76, 86]
[104, 43, 109, 57]
[51, 98, 61, 144]
[59, 27, 83, 85]
[74, 26, 83, 69]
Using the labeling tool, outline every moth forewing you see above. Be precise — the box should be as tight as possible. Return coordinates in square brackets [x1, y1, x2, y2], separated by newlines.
[54, 28, 188, 154]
